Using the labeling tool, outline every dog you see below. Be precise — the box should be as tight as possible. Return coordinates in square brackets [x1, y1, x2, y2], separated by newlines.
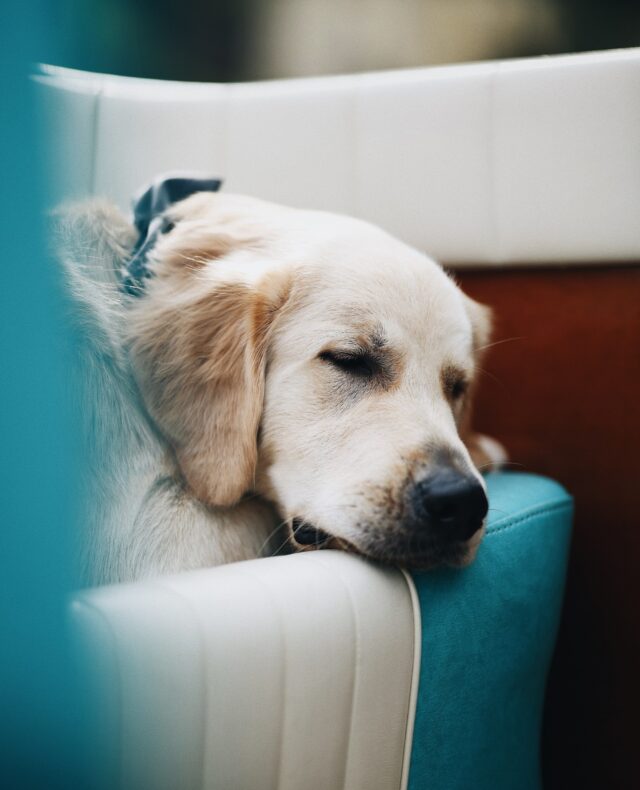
[54, 188, 505, 585]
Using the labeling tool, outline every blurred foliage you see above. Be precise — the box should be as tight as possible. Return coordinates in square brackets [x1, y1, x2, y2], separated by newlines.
[50, 0, 640, 82]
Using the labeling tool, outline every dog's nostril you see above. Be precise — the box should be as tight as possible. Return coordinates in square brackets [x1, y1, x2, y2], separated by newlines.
[412, 470, 488, 542]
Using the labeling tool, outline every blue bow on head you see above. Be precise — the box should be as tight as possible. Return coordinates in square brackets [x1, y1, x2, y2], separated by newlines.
[123, 173, 223, 296]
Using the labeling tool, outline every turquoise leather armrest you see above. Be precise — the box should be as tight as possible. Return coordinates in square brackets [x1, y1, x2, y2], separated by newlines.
[408, 472, 573, 790]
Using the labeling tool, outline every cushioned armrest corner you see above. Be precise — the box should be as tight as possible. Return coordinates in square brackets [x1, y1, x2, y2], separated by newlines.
[408, 472, 572, 790]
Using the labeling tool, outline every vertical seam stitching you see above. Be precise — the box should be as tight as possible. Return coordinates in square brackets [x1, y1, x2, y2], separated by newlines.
[487, 62, 501, 262]
[311, 556, 360, 790]
[150, 582, 208, 790]
[89, 77, 104, 197]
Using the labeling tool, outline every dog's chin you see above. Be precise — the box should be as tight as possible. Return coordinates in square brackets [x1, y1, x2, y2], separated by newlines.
[368, 526, 485, 570]
[361, 543, 473, 571]
[287, 518, 483, 570]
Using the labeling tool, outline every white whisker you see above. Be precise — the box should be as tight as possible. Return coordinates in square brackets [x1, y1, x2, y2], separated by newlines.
[476, 336, 525, 352]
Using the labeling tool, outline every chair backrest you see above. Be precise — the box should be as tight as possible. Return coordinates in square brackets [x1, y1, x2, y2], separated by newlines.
[36, 47, 640, 266]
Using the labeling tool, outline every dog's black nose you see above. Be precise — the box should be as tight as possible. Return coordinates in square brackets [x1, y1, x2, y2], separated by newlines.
[410, 469, 488, 542]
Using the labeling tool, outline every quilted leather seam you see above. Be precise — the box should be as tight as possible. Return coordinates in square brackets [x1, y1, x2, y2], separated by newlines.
[486, 500, 573, 537]
[310, 555, 360, 790]
[487, 62, 501, 261]
[227, 568, 287, 790]
[89, 77, 104, 196]
[151, 581, 210, 790]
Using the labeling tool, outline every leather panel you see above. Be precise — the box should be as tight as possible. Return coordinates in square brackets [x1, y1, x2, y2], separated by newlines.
[36, 47, 640, 265]
[71, 551, 418, 790]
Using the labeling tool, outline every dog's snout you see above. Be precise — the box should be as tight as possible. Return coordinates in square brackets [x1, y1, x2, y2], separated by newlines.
[410, 469, 488, 541]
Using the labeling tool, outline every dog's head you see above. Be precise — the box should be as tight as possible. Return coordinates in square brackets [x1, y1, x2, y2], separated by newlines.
[128, 193, 504, 568]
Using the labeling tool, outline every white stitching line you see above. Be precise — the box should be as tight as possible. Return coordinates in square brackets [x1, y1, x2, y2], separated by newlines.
[398, 568, 422, 790]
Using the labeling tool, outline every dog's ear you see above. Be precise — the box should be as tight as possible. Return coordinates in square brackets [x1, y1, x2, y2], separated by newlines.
[128, 223, 291, 507]
[463, 293, 492, 357]
[460, 294, 508, 471]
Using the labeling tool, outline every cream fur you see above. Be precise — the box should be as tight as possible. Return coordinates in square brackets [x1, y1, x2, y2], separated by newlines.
[55, 193, 505, 584]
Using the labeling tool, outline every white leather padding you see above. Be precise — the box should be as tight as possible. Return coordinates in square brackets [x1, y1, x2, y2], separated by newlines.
[35, 48, 640, 266]
[70, 551, 420, 790]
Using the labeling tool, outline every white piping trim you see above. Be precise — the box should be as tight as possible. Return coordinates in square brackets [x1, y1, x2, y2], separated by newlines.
[398, 569, 422, 790]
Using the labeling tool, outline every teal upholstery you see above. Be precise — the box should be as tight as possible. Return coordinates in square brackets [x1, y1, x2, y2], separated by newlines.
[408, 473, 573, 790]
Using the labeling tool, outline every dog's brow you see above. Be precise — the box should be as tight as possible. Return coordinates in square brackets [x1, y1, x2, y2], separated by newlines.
[325, 322, 388, 354]
[348, 323, 387, 353]
[370, 327, 387, 350]
[360, 328, 403, 384]
[441, 364, 468, 386]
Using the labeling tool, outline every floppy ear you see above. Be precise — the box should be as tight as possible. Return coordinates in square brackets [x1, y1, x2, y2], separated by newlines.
[460, 294, 508, 471]
[128, 223, 290, 507]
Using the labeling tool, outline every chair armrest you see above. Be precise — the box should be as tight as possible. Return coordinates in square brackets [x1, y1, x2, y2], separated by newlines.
[71, 473, 572, 790]
[71, 551, 419, 790]
[409, 473, 573, 790]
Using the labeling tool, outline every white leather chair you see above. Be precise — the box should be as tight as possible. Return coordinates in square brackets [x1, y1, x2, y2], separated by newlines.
[36, 48, 640, 266]
[37, 48, 638, 790]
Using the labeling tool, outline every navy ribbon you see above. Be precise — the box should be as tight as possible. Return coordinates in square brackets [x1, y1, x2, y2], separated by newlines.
[123, 174, 223, 296]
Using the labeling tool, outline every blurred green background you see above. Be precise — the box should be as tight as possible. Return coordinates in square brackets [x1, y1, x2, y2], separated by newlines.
[53, 0, 640, 82]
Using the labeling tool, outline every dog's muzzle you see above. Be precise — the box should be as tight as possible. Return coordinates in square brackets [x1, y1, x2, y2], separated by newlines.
[361, 467, 489, 568]
[287, 467, 488, 566]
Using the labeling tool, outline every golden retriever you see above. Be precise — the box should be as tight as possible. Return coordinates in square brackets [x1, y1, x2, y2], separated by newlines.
[55, 192, 505, 584]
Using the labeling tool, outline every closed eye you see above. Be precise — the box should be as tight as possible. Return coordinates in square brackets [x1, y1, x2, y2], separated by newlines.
[441, 366, 469, 402]
[449, 378, 468, 400]
[318, 349, 378, 377]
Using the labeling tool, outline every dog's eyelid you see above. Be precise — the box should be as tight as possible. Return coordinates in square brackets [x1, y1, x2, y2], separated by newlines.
[449, 378, 468, 400]
[319, 347, 366, 360]
[318, 348, 378, 376]
[441, 365, 470, 401]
